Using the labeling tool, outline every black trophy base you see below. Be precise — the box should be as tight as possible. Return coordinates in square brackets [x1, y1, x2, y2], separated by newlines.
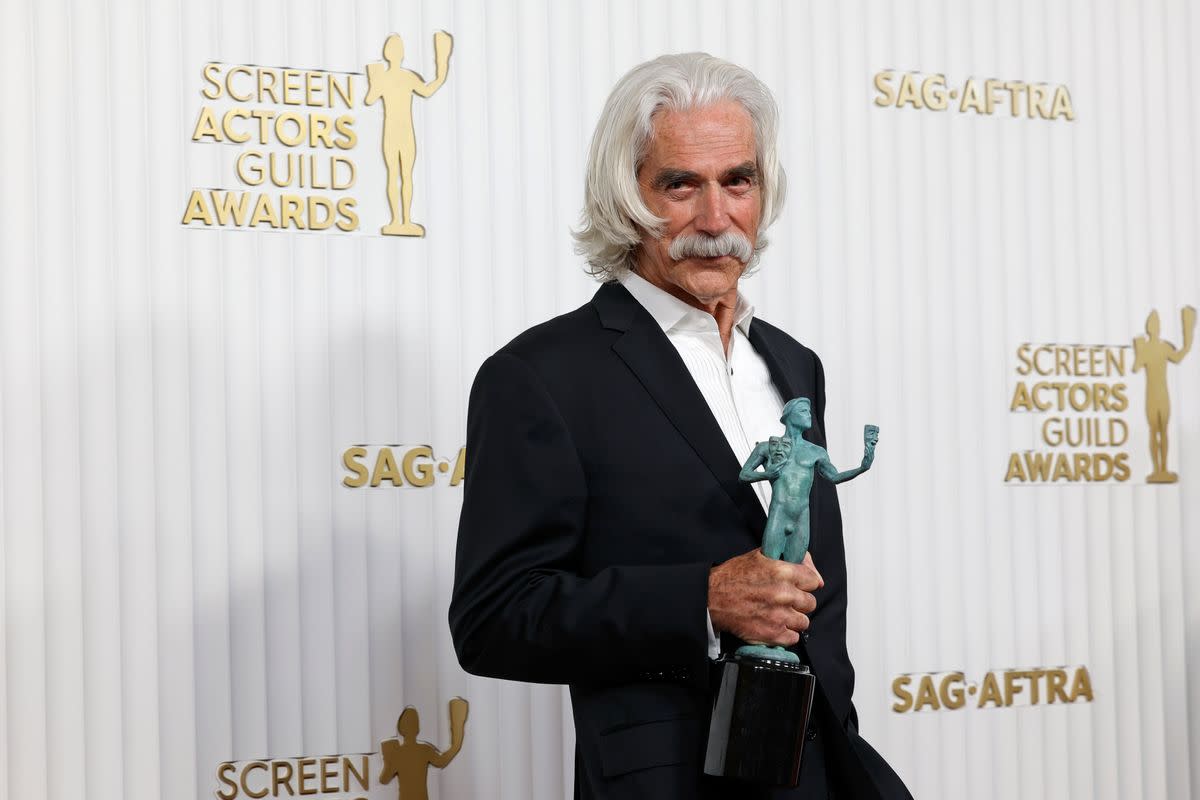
[703, 653, 817, 787]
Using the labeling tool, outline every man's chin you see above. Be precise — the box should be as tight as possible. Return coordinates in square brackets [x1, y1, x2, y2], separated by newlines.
[679, 274, 743, 306]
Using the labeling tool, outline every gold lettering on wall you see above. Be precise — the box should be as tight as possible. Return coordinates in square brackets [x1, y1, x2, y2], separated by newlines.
[1006, 307, 1196, 484]
[184, 61, 362, 233]
[873, 70, 1075, 120]
[1005, 343, 1131, 483]
[212, 699, 468, 800]
[891, 666, 1094, 712]
[185, 32, 451, 237]
[341, 445, 465, 488]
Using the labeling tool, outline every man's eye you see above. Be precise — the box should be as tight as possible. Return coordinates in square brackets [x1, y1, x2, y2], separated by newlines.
[667, 180, 689, 191]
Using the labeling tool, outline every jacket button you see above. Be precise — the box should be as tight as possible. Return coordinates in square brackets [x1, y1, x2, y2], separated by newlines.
[806, 726, 817, 741]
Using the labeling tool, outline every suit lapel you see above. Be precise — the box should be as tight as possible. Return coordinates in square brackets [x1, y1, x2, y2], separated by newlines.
[748, 321, 800, 402]
[593, 283, 765, 540]
[748, 320, 824, 446]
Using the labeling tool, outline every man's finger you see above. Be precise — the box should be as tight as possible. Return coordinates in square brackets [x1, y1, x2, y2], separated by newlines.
[787, 609, 811, 633]
[782, 560, 822, 592]
[800, 552, 825, 588]
[769, 628, 801, 647]
[772, 586, 814, 613]
[793, 591, 816, 614]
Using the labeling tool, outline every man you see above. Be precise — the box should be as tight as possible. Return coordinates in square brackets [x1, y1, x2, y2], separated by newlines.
[449, 53, 911, 799]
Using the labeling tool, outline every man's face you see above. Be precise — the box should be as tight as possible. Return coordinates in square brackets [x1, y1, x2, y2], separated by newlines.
[634, 100, 761, 310]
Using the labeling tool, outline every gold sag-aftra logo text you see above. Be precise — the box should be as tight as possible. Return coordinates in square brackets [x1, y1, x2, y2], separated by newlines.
[892, 666, 1093, 713]
[1004, 306, 1195, 484]
[215, 698, 468, 800]
[873, 70, 1075, 120]
[182, 30, 453, 236]
[341, 445, 466, 488]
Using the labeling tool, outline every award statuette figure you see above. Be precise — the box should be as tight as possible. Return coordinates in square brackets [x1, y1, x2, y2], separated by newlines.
[705, 396, 879, 786]
[365, 31, 454, 237]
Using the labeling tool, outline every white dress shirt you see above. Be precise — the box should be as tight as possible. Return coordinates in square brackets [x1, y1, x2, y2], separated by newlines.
[618, 271, 786, 658]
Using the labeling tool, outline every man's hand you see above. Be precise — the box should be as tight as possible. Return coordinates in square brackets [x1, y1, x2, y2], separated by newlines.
[707, 550, 824, 647]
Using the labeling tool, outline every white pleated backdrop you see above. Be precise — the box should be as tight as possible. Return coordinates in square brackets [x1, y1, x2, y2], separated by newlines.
[2, 1, 1198, 799]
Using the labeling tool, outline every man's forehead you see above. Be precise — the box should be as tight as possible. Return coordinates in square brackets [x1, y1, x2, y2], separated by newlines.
[643, 101, 756, 167]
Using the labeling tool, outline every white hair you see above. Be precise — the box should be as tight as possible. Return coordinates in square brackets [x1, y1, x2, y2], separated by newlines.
[573, 52, 787, 281]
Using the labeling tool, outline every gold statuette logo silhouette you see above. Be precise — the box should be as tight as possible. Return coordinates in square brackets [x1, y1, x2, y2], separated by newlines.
[365, 31, 454, 237]
[379, 697, 468, 800]
[1133, 306, 1196, 482]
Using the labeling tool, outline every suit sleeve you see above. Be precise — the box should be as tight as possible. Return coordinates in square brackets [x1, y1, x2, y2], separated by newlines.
[448, 351, 712, 685]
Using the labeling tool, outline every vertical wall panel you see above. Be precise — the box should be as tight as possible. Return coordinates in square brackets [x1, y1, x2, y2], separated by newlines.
[109, 0, 165, 793]
[3, 0, 47, 798]
[1177, 4, 1200, 795]
[147, 0, 200, 788]
[1159, 0, 1200, 772]
[41, 0, 91, 787]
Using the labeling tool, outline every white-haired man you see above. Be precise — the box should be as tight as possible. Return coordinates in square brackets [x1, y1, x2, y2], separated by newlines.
[450, 53, 912, 799]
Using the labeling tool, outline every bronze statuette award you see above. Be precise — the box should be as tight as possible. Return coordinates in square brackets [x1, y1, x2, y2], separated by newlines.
[704, 397, 879, 787]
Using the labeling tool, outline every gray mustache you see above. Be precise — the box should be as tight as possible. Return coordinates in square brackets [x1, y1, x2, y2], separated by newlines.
[668, 232, 754, 264]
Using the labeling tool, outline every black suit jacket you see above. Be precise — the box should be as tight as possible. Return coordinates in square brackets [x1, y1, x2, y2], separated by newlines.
[450, 282, 911, 799]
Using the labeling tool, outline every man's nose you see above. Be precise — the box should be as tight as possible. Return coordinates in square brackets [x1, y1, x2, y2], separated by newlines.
[693, 183, 732, 235]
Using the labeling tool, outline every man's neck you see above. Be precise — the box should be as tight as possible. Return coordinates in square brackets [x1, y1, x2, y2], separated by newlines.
[630, 269, 741, 354]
